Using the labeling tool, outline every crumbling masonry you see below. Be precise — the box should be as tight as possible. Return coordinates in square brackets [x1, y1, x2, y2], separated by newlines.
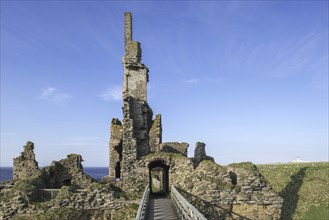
[109, 12, 165, 182]
[108, 12, 283, 219]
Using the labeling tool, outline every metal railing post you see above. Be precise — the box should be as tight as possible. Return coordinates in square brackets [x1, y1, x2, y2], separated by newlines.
[135, 185, 150, 220]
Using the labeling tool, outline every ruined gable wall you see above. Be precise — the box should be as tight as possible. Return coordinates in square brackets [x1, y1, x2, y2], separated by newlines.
[13, 141, 40, 180]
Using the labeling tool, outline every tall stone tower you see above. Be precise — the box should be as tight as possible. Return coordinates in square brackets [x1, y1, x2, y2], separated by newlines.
[109, 12, 162, 186]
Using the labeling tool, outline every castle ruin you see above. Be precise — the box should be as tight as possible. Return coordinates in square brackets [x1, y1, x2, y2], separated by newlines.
[109, 12, 191, 186]
[4, 12, 283, 220]
[107, 13, 283, 219]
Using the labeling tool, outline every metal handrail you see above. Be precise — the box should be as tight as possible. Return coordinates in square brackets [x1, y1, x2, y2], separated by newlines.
[135, 185, 150, 220]
[171, 185, 207, 220]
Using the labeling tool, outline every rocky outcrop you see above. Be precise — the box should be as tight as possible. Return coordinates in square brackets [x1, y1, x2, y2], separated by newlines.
[13, 141, 41, 180]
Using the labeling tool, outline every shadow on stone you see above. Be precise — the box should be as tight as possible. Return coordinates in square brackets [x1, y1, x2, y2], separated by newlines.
[279, 167, 308, 220]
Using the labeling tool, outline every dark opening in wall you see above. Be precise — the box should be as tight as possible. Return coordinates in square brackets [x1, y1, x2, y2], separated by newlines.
[148, 160, 169, 195]
[229, 171, 237, 185]
[115, 162, 121, 179]
[115, 144, 123, 161]
[63, 179, 71, 186]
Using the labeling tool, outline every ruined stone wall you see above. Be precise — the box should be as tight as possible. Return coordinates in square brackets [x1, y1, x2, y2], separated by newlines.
[149, 114, 162, 152]
[109, 118, 123, 179]
[13, 141, 40, 180]
[122, 65, 148, 101]
[39, 154, 95, 189]
[119, 13, 158, 191]
[194, 142, 206, 165]
[12, 142, 94, 189]
[141, 153, 282, 220]
[160, 142, 189, 156]
[122, 12, 147, 101]
[57, 154, 94, 188]
[175, 161, 283, 220]
[194, 142, 214, 167]
[0, 184, 130, 220]
[124, 98, 153, 157]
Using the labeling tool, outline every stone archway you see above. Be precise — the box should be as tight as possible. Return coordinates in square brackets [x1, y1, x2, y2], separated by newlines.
[148, 160, 169, 195]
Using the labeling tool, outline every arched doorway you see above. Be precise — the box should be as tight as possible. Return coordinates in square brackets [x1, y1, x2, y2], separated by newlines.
[148, 160, 169, 195]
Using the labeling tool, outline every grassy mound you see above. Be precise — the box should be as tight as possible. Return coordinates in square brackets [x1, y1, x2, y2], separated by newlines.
[258, 162, 329, 220]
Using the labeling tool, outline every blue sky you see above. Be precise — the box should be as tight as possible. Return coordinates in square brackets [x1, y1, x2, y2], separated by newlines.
[1, 1, 328, 167]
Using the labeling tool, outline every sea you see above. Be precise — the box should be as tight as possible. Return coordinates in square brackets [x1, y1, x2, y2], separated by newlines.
[0, 167, 108, 182]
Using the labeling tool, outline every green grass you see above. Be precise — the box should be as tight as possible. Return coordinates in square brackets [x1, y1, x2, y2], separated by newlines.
[228, 161, 256, 170]
[258, 162, 329, 220]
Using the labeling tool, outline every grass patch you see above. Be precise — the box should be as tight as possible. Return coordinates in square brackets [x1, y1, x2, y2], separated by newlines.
[228, 162, 256, 170]
[304, 205, 329, 220]
[258, 162, 329, 220]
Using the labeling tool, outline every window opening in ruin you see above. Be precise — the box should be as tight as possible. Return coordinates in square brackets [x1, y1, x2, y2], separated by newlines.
[112, 143, 122, 180]
[115, 162, 121, 179]
[148, 160, 169, 195]
[115, 144, 123, 161]
[229, 171, 237, 185]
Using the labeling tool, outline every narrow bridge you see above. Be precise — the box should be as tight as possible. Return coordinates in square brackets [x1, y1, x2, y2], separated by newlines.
[135, 185, 206, 220]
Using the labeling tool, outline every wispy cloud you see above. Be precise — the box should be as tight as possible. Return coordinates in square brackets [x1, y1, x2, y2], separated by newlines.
[100, 85, 121, 101]
[37, 87, 72, 106]
[183, 78, 200, 84]
[182, 77, 223, 85]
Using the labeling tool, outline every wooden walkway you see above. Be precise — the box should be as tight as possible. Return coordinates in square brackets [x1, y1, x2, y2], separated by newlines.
[145, 195, 179, 220]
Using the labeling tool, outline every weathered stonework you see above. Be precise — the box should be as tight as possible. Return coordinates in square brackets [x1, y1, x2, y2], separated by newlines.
[160, 142, 189, 156]
[56, 154, 94, 188]
[149, 114, 162, 153]
[0, 183, 132, 220]
[13, 141, 40, 180]
[194, 142, 206, 163]
[109, 12, 160, 192]
[12, 142, 94, 190]
[108, 118, 123, 179]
